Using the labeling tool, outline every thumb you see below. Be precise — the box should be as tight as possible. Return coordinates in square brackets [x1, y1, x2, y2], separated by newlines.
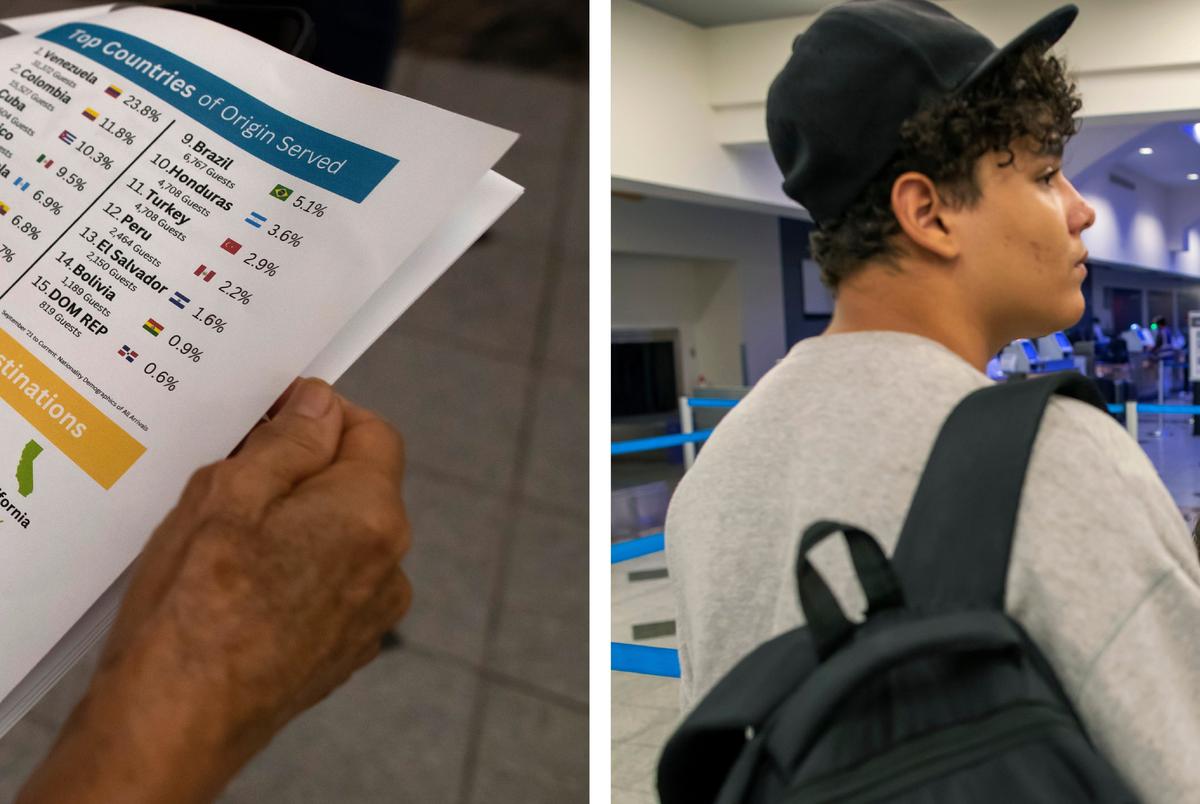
[234, 378, 344, 496]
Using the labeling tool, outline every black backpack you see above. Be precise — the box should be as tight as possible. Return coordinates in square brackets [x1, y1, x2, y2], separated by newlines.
[657, 372, 1138, 803]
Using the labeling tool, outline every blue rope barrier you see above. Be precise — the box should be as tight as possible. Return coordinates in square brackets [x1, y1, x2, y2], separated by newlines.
[686, 398, 739, 409]
[611, 429, 715, 455]
[1107, 404, 1123, 414]
[612, 532, 665, 563]
[1136, 404, 1200, 415]
[612, 643, 681, 677]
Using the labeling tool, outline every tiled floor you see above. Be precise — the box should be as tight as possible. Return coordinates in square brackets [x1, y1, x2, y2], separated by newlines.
[610, 406, 1200, 802]
[0, 14, 587, 804]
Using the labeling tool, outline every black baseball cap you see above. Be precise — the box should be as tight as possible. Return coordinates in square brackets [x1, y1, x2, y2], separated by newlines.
[766, 0, 1078, 226]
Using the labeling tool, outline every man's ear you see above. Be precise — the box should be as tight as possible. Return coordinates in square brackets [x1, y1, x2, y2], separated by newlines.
[890, 172, 959, 261]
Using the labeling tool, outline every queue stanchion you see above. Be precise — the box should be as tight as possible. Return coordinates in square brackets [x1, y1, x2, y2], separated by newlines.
[1125, 400, 1138, 440]
[679, 396, 696, 470]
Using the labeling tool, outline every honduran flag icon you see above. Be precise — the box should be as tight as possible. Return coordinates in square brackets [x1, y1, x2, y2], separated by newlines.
[105, 85, 122, 98]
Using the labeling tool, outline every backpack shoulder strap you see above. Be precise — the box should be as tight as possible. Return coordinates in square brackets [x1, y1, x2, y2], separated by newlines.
[890, 372, 1107, 612]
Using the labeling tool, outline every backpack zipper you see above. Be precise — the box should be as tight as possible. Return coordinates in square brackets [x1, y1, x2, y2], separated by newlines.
[782, 702, 1074, 803]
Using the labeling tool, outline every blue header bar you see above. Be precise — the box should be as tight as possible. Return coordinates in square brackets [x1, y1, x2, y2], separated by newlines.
[38, 23, 398, 202]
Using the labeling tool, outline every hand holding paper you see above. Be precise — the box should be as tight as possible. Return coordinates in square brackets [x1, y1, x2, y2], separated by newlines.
[16, 379, 412, 803]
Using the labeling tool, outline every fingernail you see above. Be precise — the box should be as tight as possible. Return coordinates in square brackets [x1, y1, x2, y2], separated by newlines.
[287, 379, 333, 418]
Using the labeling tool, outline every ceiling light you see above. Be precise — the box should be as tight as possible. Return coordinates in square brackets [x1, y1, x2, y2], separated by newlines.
[1189, 173, 1199, 181]
[1139, 147, 1154, 155]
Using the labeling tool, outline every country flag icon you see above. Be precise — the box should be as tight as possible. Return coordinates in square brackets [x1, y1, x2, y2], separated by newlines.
[143, 318, 163, 337]
[117, 344, 138, 363]
[13, 177, 29, 192]
[105, 84, 123, 98]
[269, 184, 293, 201]
[36, 154, 53, 169]
[0, 202, 10, 216]
[194, 264, 215, 282]
[220, 237, 241, 255]
[244, 211, 266, 229]
[169, 290, 190, 309]
[81, 107, 98, 121]
[59, 130, 76, 145]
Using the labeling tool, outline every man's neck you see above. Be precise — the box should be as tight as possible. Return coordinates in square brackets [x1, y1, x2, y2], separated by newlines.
[822, 263, 1000, 373]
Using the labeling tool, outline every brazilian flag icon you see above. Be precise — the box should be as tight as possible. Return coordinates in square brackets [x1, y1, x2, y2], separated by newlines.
[269, 184, 294, 201]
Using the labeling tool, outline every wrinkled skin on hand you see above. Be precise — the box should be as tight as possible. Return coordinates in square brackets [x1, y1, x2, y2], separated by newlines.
[18, 378, 412, 804]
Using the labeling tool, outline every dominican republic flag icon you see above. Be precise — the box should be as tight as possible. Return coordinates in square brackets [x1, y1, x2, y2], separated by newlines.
[81, 107, 98, 121]
[169, 291, 190, 309]
[13, 177, 29, 192]
[244, 211, 266, 229]
[194, 265, 215, 282]
[220, 237, 242, 255]
[143, 318, 163, 337]
[36, 154, 53, 169]
[117, 345, 138, 363]
[59, 130, 76, 145]
[105, 85, 122, 98]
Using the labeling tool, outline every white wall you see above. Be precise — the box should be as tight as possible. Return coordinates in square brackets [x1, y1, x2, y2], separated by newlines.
[611, 0, 795, 213]
[612, 195, 787, 384]
[1079, 171, 1171, 271]
[614, 0, 1200, 213]
[612, 253, 744, 388]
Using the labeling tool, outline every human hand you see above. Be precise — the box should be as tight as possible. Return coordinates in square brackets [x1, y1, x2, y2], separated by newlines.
[18, 378, 411, 804]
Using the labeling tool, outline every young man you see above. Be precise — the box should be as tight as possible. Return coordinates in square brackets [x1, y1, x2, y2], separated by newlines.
[665, 1, 1200, 800]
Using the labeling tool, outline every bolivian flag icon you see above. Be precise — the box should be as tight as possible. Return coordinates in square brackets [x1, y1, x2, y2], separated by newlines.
[143, 318, 163, 337]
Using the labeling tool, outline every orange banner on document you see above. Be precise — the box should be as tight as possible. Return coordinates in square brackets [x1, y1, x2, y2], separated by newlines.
[0, 328, 144, 489]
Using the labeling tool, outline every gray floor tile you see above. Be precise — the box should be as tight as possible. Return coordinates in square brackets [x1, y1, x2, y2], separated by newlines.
[18, 641, 102, 732]
[465, 682, 587, 804]
[335, 330, 531, 492]
[396, 231, 550, 367]
[488, 504, 588, 703]
[399, 470, 508, 664]
[521, 371, 589, 516]
[544, 251, 589, 376]
[0, 714, 58, 801]
[219, 648, 478, 804]
[394, 57, 577, 251]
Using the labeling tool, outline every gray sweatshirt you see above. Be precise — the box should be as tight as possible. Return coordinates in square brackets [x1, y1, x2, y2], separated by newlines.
[666, 331, 1200, 802]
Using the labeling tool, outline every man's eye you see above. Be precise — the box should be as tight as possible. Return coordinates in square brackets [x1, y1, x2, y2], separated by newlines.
[1041, 169, 1060, 185]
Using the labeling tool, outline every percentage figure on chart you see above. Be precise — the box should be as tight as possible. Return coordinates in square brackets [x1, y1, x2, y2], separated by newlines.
[10, 215, 40, 241]
[192, 309, 227, 333]
[266, 224, 303, 247]
[54, 167, 87, 191]
[220, 284, 253, 305]
[243, 254, 278, 277]
[32, 190, 62, 216]
[141, 106, 161, 122]
[291, 195, 327, 217]
[99, 118, 136, 145]
[0, 244, 15, 263]
[142, 362, 178, 391]
[75, 141, 114, 170]
[167, 334, 203, 362]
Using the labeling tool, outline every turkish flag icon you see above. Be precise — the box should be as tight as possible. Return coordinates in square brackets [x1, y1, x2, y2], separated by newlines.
[221, 238, 242, 255]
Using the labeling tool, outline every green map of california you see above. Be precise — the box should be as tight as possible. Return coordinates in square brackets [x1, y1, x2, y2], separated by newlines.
[15, 439, 42, 497]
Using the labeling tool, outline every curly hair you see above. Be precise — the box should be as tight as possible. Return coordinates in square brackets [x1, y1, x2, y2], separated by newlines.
[810, 45, 1083, 291]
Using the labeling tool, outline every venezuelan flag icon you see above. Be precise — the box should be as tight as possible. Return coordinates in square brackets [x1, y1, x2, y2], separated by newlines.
[143, 318, 163, 337]
[82, 107, 98, 121]
[105, 85, 122, 98]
